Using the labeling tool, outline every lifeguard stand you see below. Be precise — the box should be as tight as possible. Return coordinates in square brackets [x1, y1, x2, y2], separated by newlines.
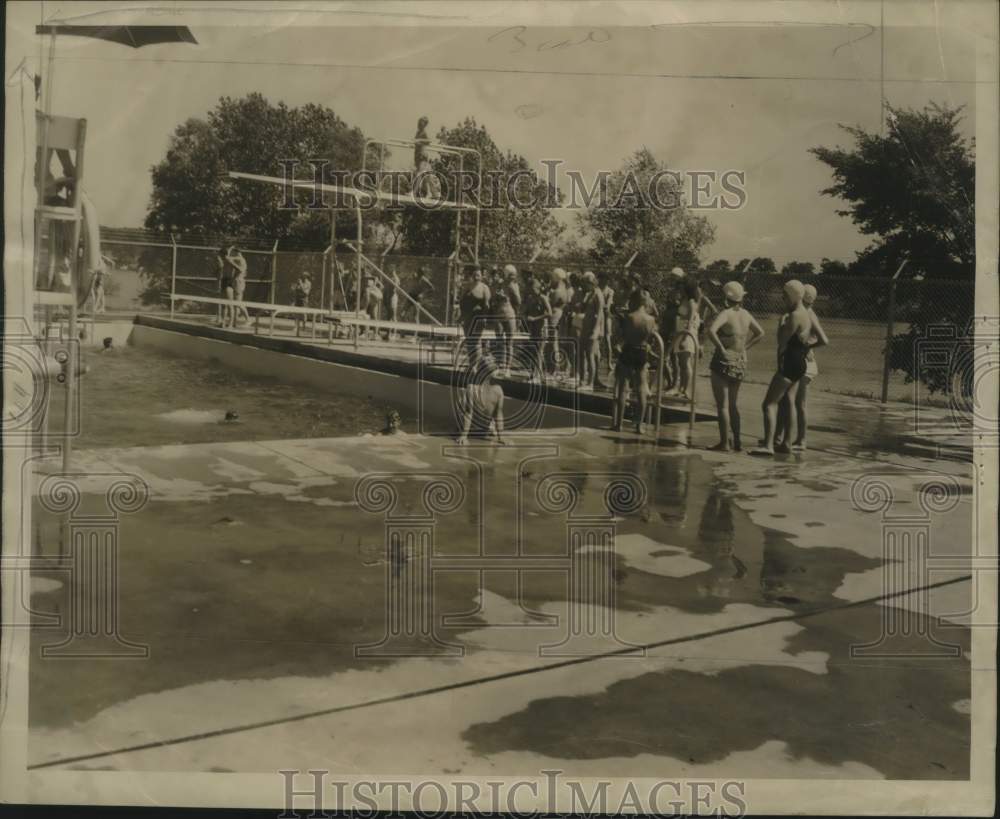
[34, 109, 87, 472]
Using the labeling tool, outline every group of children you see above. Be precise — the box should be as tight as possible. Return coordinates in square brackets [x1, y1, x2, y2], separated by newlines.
[281, 254, 829, 451]
[285, 262, 438, 339]
[450, 263, 829, 451]
[704, 278, 828, 454]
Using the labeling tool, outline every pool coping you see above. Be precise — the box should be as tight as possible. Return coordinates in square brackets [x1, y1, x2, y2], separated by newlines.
[133, 314, 714, 425]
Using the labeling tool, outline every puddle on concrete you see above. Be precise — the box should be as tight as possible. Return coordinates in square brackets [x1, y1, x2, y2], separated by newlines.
[27, 438, 970, 778]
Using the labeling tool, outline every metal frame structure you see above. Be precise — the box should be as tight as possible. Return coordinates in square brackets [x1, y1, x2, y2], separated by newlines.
[363, 136, 482, 328]
[228, 147, 482, 350]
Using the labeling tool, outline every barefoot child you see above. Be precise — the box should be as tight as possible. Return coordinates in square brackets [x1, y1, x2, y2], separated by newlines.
[612, 291, 657, 435]
[775, 283, 829, 450]
[292, 271, 313, 337]
[706, 281, 764, 451]
[751, 280, 820, 456]
[457, 357, 505, 445]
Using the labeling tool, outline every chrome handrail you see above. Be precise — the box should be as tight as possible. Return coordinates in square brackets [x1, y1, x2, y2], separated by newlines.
[650, 331, 665, 441]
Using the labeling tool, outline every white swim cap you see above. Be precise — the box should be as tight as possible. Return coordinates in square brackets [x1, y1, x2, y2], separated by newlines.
[504, 264, 517, 277]
[783, 279, 805, 301]
[803, 284, 818, 304]
[723, 281, 745, 303]
[669, 267, 686, 279]
[583, 271, 597, 284]
[551, 268, 567, 281]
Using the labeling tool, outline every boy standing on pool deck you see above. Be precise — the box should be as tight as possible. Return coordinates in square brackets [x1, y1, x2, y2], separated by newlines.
[612, 290, 657, 435]
[292, 271, 312, 337]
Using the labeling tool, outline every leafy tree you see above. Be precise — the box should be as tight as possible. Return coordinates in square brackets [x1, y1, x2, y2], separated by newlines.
[748, 256, 777, 275]
[781, 260, 815, 279]
[811, 102, 976, 392]
[146, 93, 368, 245]
[811, 103, 974, 280]
[576, 147, 715, 273]
[399, 117, 564, 260]
[819, 257, 849, 276]
[702, 259, 733, 281]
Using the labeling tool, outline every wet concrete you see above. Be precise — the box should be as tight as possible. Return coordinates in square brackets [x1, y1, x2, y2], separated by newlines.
[28, 430, 973, 778]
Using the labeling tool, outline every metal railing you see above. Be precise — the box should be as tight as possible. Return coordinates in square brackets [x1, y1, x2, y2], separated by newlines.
[100, 228, 975, 405]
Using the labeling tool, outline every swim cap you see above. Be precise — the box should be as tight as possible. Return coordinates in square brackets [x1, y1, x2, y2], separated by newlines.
[551, 268, 567, 281]
[723, 281, 745, 303]
[783, 279, 805, 301]
[504, 264, 517, 277]
[669, 267, 686, 279]
[803, 284, 817, 304]
[583, 271, 597, 284]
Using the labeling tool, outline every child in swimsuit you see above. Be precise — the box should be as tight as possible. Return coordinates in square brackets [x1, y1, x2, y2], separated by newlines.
[612, 291, 658, 435]
[706, 281, 764, 451]
[774, 283, 829, 451]
[671, 277, 703, 399]
[751, 280, 819, 456]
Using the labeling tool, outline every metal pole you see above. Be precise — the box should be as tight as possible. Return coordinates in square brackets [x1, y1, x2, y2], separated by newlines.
[320, 248, 326, 313]
[321, 244, 332, 313]
[880, 260, 907, 403]
[653, 332, 665, 441]
[355, 203, 362, 351]
[270, 239, 279, 304]
[330, 209, 338, 310]
[445, 250, 456, 326]
[170, 233, 177, 319]
[62, 120, 87, 475]
[687, 347, 699, 445]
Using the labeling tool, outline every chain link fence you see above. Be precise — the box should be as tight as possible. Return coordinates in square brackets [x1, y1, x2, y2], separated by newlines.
[98, 228, 975, 404]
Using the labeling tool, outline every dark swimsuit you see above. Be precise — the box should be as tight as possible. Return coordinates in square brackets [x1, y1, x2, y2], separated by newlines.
[780, 334, 809, 382]
[618, 344, 648, 373]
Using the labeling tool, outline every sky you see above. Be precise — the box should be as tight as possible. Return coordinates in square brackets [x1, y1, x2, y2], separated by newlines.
[5, 1, 983, 267]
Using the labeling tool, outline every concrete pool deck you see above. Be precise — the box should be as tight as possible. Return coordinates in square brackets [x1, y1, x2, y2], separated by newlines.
[27, 426, 974, 778]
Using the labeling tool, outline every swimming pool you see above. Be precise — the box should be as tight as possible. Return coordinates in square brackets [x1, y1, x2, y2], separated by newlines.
[45, 344, 436, 449]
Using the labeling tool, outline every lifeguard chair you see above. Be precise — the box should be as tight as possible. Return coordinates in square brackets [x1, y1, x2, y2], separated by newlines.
[34, 111, 87, 323]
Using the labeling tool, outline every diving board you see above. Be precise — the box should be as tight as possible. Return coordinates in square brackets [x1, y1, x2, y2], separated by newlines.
[227, 171, 478, 210]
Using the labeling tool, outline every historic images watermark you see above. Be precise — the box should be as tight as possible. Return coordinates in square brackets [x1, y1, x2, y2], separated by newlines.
[849, 468, 989, 657]
[5, 456, 151, 659]
[911, 318, 1000, 447]
[353, 459, 648, 659]
[274, 159, 748, 212]
[2, 316, 81, 444]
[278, 769, 748, 816]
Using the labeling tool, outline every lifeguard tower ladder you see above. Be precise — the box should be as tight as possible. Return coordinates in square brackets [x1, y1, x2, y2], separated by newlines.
[34, 105, 88, 472]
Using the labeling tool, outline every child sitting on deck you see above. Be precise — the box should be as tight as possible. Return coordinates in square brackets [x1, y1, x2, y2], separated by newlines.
[456, 357, 505, 445]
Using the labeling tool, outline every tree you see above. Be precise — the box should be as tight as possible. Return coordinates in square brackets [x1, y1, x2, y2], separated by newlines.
[576, 147, 715, 274]
[819, 257, 849, 276]
[702, 259, 733, 282]
[146, 93, 367, 245]
[748, 257, 777, 275]
[399, 117, 564, 260]
[811, 103, 974, 280]
[781, 261, 815, 279]
[811, 102, 976, 392]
